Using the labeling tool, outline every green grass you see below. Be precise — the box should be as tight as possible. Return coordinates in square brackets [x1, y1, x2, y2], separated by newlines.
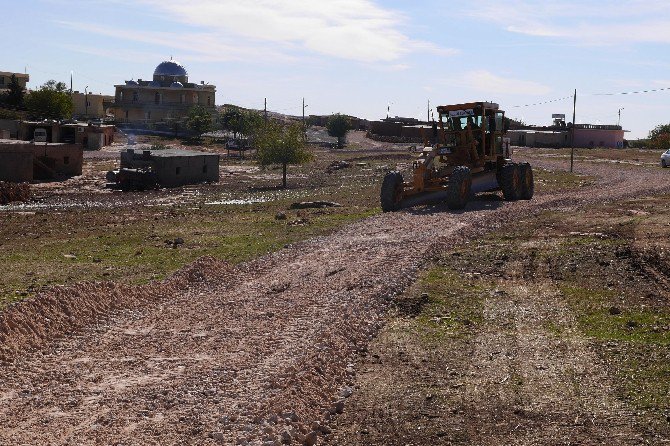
[0, 200, 379, 307]
[408, 267, 486, 343]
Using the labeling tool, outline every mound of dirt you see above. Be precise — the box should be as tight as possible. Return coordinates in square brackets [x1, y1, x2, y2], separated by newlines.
[0, 256, 235, 363]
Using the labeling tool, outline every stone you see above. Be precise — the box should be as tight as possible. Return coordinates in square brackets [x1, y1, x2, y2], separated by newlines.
[338, 386, 353, 398]
[275, 212, 287, 220]
[303, 431, 318, 446]
[609, 306, 622, 315]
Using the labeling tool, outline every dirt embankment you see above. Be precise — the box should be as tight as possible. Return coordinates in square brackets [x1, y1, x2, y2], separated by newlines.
[0, 158, 668, 445]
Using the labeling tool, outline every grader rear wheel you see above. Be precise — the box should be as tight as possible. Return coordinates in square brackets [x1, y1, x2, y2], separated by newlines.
[519, 162, 534, 200]
[446, 166, 472, 210]
[380, 171, 404, 212]
[500, 163, 522, 201]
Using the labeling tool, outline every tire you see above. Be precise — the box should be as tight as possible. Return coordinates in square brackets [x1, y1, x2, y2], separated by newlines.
[380, 171, 404, 212]
[446, 166, 472, 210]
[519, 162, 534, 200]
[662, 159, 668, 168]
[500, 163, 521, 201]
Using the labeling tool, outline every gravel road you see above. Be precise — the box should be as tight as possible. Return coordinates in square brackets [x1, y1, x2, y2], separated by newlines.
[0, 158, 668, 445]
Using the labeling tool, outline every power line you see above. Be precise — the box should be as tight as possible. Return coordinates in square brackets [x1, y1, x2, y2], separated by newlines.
[510, 95, 573, 108]
[591, 86, 670, 96]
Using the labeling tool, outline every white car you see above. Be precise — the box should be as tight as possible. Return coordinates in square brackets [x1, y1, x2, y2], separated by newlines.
[662, 149, 670, 168]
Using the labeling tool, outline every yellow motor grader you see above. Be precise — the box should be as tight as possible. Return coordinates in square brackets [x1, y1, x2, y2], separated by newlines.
[380, 101, 533, 212]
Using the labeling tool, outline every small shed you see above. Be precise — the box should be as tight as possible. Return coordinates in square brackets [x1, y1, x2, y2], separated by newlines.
[120, 148, 219, 187]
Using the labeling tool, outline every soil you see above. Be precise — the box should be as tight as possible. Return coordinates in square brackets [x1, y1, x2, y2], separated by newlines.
[0, 139, 669, 445]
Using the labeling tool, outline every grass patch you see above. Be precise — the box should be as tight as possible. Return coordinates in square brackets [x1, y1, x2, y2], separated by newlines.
[407, 266, 486, 343]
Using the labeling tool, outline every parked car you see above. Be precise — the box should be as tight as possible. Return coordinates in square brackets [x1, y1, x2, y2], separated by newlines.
[661, 149, 670, 168]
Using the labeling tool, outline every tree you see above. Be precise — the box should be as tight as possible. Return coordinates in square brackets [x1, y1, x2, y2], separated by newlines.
[24, 80, 73, 120]
[255, 121, 313, 188]
[326, 113, 351, 149]
[648, 123, 670, 150]
[5, 74, 25, 108]
[219, 107, 244, 138]
[186, 105, 213, 139]
[220, 107, 263, 139]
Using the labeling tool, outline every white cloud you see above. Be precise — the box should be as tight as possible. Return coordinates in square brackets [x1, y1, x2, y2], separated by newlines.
[107, 0, 456, 63]
[464, 70, 552, 96]
[464, 0, 670, 46]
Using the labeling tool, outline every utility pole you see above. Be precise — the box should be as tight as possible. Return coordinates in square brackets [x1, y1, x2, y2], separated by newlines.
[264, 98, 267, 123]
[302, 97, 308, 135]
[618, 107, 624, 127]
[570, 89, 576, 173]
[85, 85, 89, 119]
[427, 99, 430, 122]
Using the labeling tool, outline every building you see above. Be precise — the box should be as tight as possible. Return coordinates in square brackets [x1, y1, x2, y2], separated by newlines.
[120, 148, 219, 187]
[72, 91, 114, 119]
[0, 71, 29, 93]
[19, 121, 115, 150]
[508, 124, 625, 149]
[113, 60, 216, 124]
[0, 140, 83, 182]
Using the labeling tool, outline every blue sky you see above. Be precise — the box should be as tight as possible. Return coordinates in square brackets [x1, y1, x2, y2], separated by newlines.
[4, 0, 670, 138]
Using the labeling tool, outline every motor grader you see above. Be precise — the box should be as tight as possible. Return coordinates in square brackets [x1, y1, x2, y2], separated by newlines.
[380, 101, 533, 212]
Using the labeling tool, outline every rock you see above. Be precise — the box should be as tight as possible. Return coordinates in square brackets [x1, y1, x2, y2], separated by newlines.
[275, 212, 287, 220]
[63, 254, 77, 260]
[303, 431, 318, 446]
[280, 429, 292, 444]
[211, 431, 225, 442]
[334, 400, 345, 414]
[609, 306, 622, 315]
[290, 201, 343, 209]
[326, 160, 351, 172]
[338, 386, 353, 398]
[627, 320, 638, 328]
[174, 237, 184, 245]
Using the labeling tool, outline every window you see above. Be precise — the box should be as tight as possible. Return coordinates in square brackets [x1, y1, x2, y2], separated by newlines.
[145, 111, 151, 120]
[119, 91, 124, 102]
[180, 93, 185, 104]
[207, 96, 211, 106]
[176, 166, 181, 175]
[193, 93, 198, 104]
[154, 92, 161, 104]
[125, 110, 129, 119]
[132, 91, 139, 102]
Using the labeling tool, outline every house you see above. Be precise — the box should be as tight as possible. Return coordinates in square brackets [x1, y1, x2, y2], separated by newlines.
[18, 121, 115, 150]
[0, 140, 83, 182]
[0, 71, 29, 93]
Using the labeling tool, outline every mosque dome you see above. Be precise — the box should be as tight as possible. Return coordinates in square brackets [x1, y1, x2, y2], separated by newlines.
[153, 60, 188, 78]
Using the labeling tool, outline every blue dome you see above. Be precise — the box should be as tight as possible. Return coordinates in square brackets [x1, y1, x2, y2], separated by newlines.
[148, 81, 161, 87]
[153, 60, 188, 77]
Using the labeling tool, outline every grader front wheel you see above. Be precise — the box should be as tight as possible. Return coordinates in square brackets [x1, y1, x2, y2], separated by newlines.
[446, 166, 472, 210]
[500, 163, 522, 201]
[380, 171, 404, 212]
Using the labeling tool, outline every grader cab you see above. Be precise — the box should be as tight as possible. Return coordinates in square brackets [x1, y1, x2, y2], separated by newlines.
[380, 101, 534, 212]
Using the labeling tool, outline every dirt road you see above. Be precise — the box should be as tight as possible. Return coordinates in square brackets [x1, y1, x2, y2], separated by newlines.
[1, 158, 668, 445]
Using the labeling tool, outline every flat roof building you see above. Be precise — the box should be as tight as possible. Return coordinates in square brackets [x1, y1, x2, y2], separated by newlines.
[0, 71, 29, 93]
[120, 148, 219, 187]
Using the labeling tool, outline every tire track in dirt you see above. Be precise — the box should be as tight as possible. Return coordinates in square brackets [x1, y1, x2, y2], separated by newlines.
[0, 160, 668, 445]
[461, 283, 643, 445]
